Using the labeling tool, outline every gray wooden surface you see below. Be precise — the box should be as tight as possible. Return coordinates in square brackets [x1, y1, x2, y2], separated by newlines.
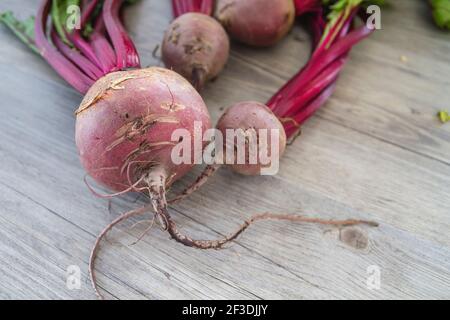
[0, 0, 449, 300]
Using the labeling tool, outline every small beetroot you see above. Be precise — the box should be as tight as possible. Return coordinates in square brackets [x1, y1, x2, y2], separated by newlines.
[215, 0, 296, 47]
[216, 101, 287, 176]
[162, 12, 230, 90]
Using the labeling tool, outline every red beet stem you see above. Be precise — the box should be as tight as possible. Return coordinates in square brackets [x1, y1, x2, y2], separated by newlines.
[199, 0, 213, 15]
[172, 0, 188, 17]
[81, 0, 100, 26]
[5, 0, 141, 94]
[172, 0, 213, 17]
[294, 0, 322, 16]
[67, 0, 104, 70]
[268, 5, 374, 139]
[90, 15, 117, 73]
[284, 83, 337, 137]
[51, 29, 104, 80]
[172, 0, 181, 17]
[103, 0, 140, 69]
[271, 23, 371, 113]
[90, 34, 117, 73]
[68, 31, 103, 69]
[309, 10, 326, 49]
[280, 57, 347, 117]
[34, 0, 93, 93]
[273, 24, 372, 114]
[313, 7, 359, 59]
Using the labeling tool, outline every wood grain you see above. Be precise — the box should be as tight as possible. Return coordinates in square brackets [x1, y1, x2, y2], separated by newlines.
[0, 0, 449, 299]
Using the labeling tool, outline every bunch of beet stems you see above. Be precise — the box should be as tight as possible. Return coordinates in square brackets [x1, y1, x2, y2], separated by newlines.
[171, 0, 375, 202]
[0, 0, 140, 94]
[268, 1, 374, 139]
[172, 0, 214, 16]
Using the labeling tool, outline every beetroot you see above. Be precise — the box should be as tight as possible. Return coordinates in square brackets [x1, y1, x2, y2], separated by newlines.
[216, 101, 287, 176]
[162, 12, 230, 90]
[169, 101, 287, 203]
[76, 67, 211, 192]
[215, 0, 296, 47]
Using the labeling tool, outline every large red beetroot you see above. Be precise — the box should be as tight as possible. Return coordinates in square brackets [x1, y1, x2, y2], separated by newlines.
[76, 67, 211, 193]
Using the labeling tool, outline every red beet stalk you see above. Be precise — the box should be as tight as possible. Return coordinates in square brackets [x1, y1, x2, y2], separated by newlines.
[268, 2, 374, 139]
[90, 16, 118, 73]
[172, 0, 214, 17]
[51, 28, 104, 80]
[294, 0, 322, 16]
[34, 0, 94, 93]
[103, 0, 140, 69]
[3, 0, 140, 95]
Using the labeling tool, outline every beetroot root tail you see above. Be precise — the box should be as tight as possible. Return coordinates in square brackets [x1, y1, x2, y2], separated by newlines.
[191, 66, 207, 91]
[168, 164, 219, 204]
[89, 205, 151, 300]
[164, 209, 377, 250]
[149, 174, 378, 250]
[90, 170, 378, 299]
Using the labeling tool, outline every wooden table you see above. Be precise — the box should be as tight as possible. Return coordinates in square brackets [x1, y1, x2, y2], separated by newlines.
[0, 0, 449, 300]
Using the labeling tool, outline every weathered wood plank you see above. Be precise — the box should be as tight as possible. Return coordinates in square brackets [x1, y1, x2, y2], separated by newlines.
[0, 0, 449, 299]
